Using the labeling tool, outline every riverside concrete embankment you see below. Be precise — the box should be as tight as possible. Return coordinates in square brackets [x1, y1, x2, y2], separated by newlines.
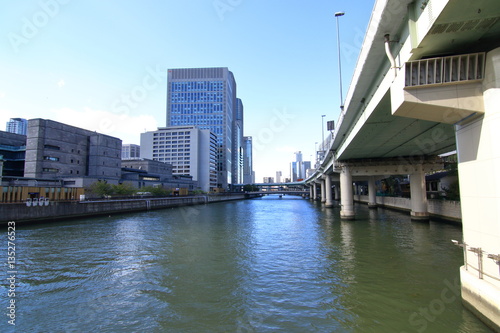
[354, 195, 462, 223]
[0, 194, 256, 225]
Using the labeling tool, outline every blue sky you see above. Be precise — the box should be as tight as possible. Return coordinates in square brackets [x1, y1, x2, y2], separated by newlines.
[1, 0, 375, 182]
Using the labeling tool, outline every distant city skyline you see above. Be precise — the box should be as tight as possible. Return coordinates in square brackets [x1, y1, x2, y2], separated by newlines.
[0, 1, 375, 182]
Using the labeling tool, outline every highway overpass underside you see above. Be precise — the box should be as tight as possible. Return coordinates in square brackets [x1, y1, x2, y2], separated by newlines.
[310, 46, 500, 332]
[305, 0, 500, 329]
[309, 156, 443, 220]
[336, 91, 457, 161]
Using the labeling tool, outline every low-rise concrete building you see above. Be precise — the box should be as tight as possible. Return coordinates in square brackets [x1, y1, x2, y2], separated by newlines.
[121, 158, 196, 191]
[24, 119, 122, 181]
[0, 130, 26, 177]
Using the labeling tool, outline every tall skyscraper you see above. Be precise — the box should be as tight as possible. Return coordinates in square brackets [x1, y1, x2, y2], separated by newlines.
[243, 136, 253, 184]
[166, 67, 238, 189]
[6, 118, 28, 135]
[276, 171, 282, 183]
[290, 151, 311, 182]
[233, 98, 244, 184]
[290, 151, 302, 181]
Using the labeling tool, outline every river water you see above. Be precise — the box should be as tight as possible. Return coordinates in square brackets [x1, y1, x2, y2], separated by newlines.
[2, 196, 494, 332]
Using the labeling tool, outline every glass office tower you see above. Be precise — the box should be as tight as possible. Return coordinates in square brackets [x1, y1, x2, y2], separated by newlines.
[167, 67, 237, 189]
[233, 98, 244, 184]
[243, 136, 253, 184]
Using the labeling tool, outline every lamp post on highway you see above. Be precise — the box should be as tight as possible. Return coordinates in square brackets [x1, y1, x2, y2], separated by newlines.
[321, 114, 326, 151]
[335, 11, 345, 113]
[314, 142, 318, 164]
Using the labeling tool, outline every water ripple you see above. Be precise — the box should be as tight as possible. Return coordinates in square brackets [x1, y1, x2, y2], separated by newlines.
[1, 199, 492, 333]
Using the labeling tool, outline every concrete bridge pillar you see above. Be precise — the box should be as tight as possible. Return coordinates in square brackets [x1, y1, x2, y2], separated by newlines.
[409, 165, 429, 220]
[325, 175, 333, 207]
[320, 179, 326, 203]
[334, 185, 339, 200]
[309, 186, 314, 199]
[340, 165, 354, 219]
[368, 176, 377, 208]
[456, 47, 500, 330]
[312, 182, 318, 201]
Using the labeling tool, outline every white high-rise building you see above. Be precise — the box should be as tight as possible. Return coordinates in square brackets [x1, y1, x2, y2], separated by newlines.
[140, 126, 217, 192]
[121, 144, 140, 160]
[6, 118, 28, 135]
[276, 171, 282, 183]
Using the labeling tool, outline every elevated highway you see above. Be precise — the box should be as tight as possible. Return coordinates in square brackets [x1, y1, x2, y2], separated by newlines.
[305, 0, 500, 329]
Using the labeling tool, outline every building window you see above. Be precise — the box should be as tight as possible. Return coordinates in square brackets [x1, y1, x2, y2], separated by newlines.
[43, 156, 60, 161]
[42, 168, 59, 172]
[44, 144, 60, 151]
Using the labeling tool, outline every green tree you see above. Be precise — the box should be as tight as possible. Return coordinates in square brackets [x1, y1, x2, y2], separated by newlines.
[243, 184, 259, 192]
[442, 168, 460, 200]
[87, 181, 113, 197]
[443, 181, 460, 201]
[112, 183, 137, 196]
[192, 189, 207, 195]
[140, 185, 171, 197]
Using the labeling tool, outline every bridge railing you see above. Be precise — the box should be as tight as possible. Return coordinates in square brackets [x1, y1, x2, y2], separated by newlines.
[316, 132, 334, 165]
[318, 133, 333, 156]
[405, 52, 485, 87]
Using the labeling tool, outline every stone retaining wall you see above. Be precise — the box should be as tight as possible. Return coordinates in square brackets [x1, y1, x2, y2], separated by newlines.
[355, 195, 461, 222]
[0, 194, 250, 224]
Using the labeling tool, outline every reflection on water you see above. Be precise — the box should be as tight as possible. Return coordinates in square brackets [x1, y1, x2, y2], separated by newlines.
[2, 196, 493, 332]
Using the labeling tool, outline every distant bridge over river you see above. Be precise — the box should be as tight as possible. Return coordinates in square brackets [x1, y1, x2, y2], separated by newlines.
[247, 191, 309, 196]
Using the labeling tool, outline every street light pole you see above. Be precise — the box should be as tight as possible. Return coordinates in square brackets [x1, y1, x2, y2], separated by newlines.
[314, 142, 318, 167]
[335, 11, 345, 113]
[321, 115, 326, 151]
